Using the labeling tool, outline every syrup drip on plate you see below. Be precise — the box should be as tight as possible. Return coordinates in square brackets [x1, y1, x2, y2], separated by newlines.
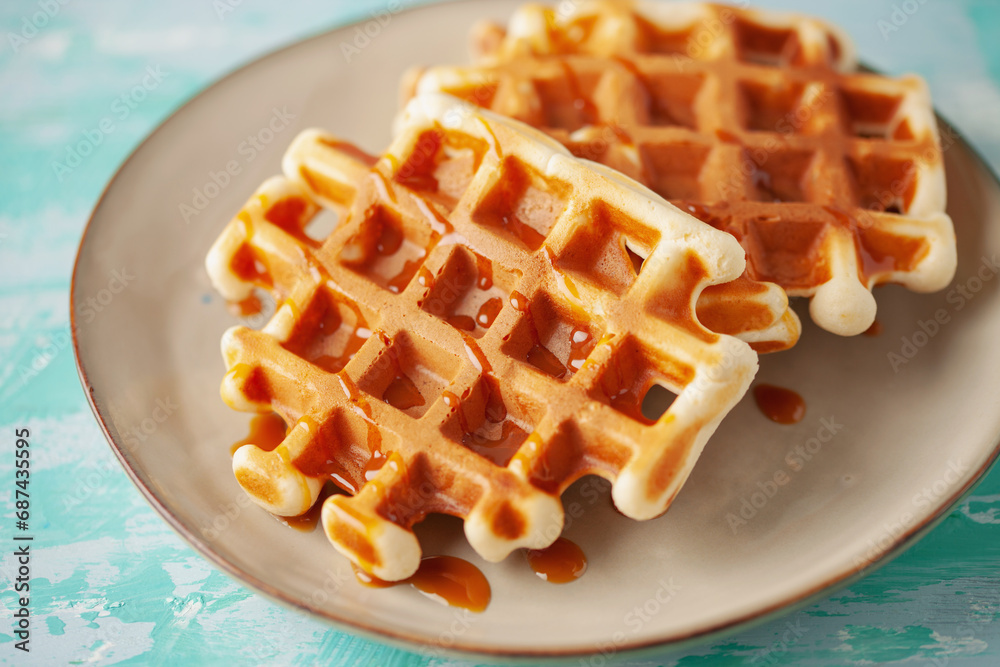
[353, 556, 491, 612]
[525, 537, 588, 583]
[230, 412, 287, 456]
[753, 384, 806, 424]
[274, 485, 334, 533]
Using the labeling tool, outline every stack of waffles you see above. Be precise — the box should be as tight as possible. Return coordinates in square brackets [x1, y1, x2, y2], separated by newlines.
[206, 2, 956, 582]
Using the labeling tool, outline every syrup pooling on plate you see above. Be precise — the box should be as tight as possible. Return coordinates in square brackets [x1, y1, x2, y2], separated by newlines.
[353, 556, 491, 612]
[277, 485, 335, 532]
[210, 94, 762, 585]
[525, 537, 587, 583]
[753, 384, 806, 424]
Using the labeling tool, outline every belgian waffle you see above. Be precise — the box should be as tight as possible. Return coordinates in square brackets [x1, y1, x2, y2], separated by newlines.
[407, 1, 957, 335]
[206, 94, 769, 581]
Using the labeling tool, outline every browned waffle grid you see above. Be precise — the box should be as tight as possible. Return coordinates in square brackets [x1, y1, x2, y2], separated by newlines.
[208, 95, 758, 580]
[410, 1, 956, 336]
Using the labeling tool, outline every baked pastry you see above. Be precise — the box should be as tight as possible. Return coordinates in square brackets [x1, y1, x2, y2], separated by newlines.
[406, 1, 957, 335]
[206, 94, 786, 580]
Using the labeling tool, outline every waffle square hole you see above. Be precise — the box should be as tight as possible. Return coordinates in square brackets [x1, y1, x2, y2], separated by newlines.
[501, 292, 603, 381]
[257, 193, 319, 247]
[291, 409, 401, 494]
[280, 288, 372, 374]
[839, 86, 906, 139]
[738, 79, 810, 133]
[420, 246, 518, 338]
[733, 18, 803, 67]
[356, 331, 462, 419]
[440, 375, 543, 467]
[640, 142, 712, 200]
[555, 201, 661, 296]
[633, 16, 698, 56]
[590, 336, 687, 425]
[340, 204, 433, 294]
[847, 155, 918, 213]
[643, 72, 704, 128]
[472, 157, 569, 251]
[532, 70, 601, 131]
[746, 149, 815, 203]
[394, 128, 490, 211]
[744, 217, 831, 288]
[302, 207, 340, 244]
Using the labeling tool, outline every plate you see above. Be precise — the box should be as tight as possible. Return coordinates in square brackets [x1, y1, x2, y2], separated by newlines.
[72, 0, 1000, 658]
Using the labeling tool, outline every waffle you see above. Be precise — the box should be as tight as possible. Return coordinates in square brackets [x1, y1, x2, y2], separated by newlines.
[206, 93, 765, 581]
[407, 1, 957, 336]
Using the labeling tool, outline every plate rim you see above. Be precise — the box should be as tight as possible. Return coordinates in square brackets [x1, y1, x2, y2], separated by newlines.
[69, 0, 1000, 658]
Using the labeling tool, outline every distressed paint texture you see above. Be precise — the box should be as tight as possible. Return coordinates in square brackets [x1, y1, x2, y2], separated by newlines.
[1, 0, 1000, 665]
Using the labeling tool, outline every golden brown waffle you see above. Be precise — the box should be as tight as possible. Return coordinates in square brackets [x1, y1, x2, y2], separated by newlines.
[206, 94, 764, 581]
[407, 1, 957, 336]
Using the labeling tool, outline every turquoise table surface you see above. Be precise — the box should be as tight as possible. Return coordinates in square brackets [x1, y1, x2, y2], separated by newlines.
[2, 0, 1000, 664]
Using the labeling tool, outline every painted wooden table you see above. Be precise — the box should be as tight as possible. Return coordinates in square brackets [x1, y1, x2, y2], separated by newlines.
[2, 1, 999, 664]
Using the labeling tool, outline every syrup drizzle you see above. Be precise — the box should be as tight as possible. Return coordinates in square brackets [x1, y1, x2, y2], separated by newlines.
[229, 294, 263, 318]
[527, 343, 568, 379]
[230, 412, 287, 456]
[476, 297, 504, 328]
[383, 372, 426, 411]
[275, 485, 333, 533]
[353, 556, 491, 612]
[447, 315, 477, 332]
[753, 384, 806, 424]
[525, 537, 588, 584]
[567, 328, 593, 372]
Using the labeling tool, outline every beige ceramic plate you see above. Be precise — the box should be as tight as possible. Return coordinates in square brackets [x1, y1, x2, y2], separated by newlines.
[72, 0, 1000, 659]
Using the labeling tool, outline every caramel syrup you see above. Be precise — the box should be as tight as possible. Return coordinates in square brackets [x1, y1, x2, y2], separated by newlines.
[753, 384, 806, 424]
[275, 485, 333, 533]
[394, 129, 442, 193]
[525, 537, 587, 584]
[353, 556, 491, 612]
[864, 320, 883, 337]
[376, 220, 404, 256]
[228, 294, 263, 318]
[441, 391, 460, 409]
[475, 253, 494, 290]
[566, 328, 593, 372]
[472, 158, 550, 250]
[416, 266, 434, 289]
[383, 372, 426, 411]
[387, 257, 424, 294]
[476, 297, 504, 328]
[509, 291, 529, 312]
[230, 412, 287, 456]
[335, 374, 383, 469]
[527, 343, 567, 379]
[503, 212, 546, 250]
[558, 61, 598, 127]
[363, 450, 387, 482]
[462, 336, 494, 375]
[463, 421, 528, 467]
[447, 315, 477, 332]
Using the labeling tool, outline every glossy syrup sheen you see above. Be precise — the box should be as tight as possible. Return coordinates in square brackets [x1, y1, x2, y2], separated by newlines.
[230, 412, 287, 456]
[525, 537, 587, 584]
[353, 556, 491, 612]
[276, 485, 334, 533]
[753, 384, 806, 424]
